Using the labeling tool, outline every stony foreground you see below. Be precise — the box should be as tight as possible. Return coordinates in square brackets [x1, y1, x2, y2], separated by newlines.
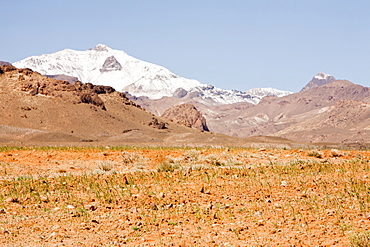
[0, 147, 369, 246]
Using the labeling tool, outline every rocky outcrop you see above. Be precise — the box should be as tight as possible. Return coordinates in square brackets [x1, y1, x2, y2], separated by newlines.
[148, 118, 166, 129]
[100, 56, 122, 73]
[0, 64, 17, 74]
[162, 104, 209, 131]
[0, 65, 135, 110]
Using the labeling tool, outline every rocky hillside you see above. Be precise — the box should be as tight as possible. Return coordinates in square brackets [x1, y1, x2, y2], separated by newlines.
[0, 65, 245, 145]
[161, 104, 209, 132]
[216, 80, 370, 143]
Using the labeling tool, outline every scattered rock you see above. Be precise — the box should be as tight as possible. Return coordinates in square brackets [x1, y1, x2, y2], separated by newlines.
[159, 192, 165, 198]
[150, 203, 158, 210]
[148, 118, 166, 129]
[85, 205, 98, 211]
[40, 196, 49, 203]
[5, 197, 18, 203]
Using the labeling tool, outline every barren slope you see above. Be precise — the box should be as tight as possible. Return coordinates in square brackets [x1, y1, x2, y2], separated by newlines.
[131, 80, 370, 144]
[0, 65, 252, 145]
[220, 80, 370, 143]
[0, 66, 210, 145]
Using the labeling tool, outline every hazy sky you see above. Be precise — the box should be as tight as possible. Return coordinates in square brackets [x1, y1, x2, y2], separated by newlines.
[2, 0, 370, 92]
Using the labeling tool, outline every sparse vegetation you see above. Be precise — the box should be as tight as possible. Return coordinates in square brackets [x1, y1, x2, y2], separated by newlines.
[96, 161, 114, 172]
[307, 150, 323, 158]
[0, 147, 369, 246]
[121, 151, 139, 164]
[350, 230, 370, 247]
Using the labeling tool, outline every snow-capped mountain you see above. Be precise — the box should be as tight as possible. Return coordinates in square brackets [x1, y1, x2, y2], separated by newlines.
[300, 72, 336, 92]
[14, 44, 292, 105]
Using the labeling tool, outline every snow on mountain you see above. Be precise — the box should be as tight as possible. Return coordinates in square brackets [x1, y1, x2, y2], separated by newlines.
[314, 72, 332, 80]
[300, 72, 336, 92]
[14, 44, 292, 105]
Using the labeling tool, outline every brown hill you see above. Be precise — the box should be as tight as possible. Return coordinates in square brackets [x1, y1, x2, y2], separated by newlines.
[0, 65, 292, 147]
[0, 65, 192, 144]
[128, 94, 253, 133]
[162, 104, 209, 131]
[275, 100, 370, 143]
[217, 80, 370, 143]
[131, 79, 370, 144]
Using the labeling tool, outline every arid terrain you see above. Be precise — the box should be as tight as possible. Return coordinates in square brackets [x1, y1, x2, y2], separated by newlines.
[0, 146, 369, 246]
[1, 64, 370, 246]
[134, 79, 370, 144]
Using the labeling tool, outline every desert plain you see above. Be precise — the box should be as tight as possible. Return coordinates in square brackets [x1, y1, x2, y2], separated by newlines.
[0, 146, 369, 246]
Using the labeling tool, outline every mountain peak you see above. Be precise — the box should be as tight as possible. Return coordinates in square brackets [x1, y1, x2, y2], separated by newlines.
[90, 44, 111, 52]
[314, 72, 332, 80]
[13, 45, 292, 105]
[301, 72, 336, 92]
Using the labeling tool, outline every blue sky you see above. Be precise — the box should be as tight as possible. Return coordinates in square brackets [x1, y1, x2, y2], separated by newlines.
[2, 0, 370, 92]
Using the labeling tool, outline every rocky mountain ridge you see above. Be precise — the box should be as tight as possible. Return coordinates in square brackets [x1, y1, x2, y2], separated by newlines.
[216, 80, 370, 143]
[8, 46, 370, 144]
[0, 64, 245, 145]
[13, 44, 292, 106]
[133, 75, 370, 144]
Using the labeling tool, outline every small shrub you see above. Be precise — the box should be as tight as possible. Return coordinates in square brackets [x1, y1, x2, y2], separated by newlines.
[225, 158, 244, 166]
[307, 150, 322, 158]
[205, 154, 222, 166]
[157, 162, 175, 172]
[238, 151, 250, 158]
[157, 156, 181, 172]
[133, 162, 147, 170]
[96, 161, 114, 172]
[183, 149, 201, 162]
[350, 230, 370, 247]
[121, 151, 138, 164]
